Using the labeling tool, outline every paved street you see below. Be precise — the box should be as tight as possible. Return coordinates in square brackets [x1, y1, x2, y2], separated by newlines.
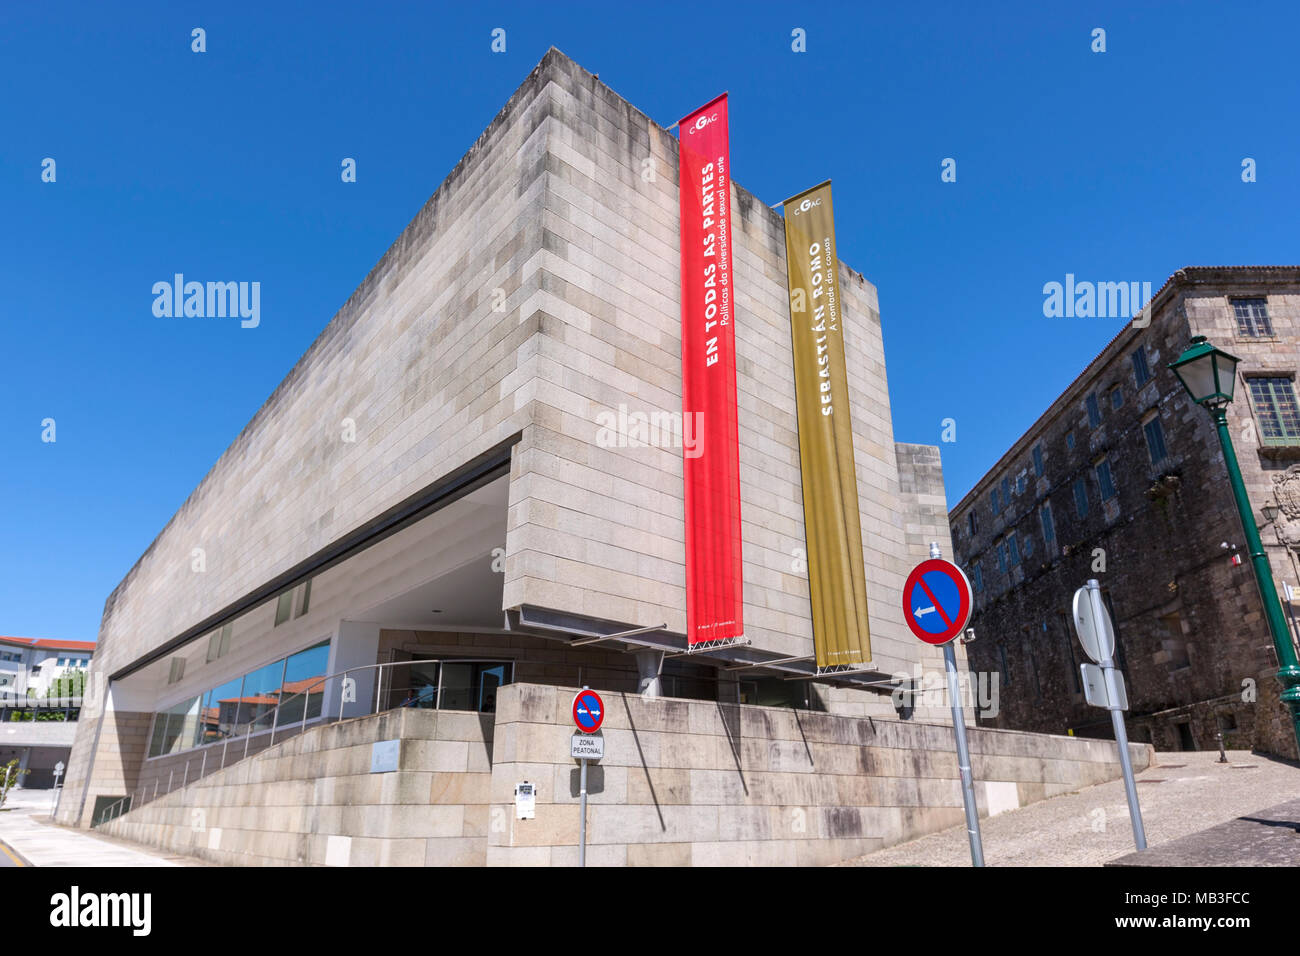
[0, 789, 194, 867]
[842, 750, 1300, 867]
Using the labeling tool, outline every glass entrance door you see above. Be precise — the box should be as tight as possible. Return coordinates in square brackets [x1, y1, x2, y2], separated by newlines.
[413, 659, 510, 712]
[477, 664, 506, 713]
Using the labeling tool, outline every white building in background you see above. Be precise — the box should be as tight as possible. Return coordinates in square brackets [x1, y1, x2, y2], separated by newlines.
[0, 635, 94, 788]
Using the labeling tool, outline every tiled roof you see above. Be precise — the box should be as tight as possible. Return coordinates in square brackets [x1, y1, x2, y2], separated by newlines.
[0, 636, 96, 652]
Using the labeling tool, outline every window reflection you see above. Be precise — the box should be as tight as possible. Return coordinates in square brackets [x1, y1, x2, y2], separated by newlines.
[145, 645, 513, 761]
[202, 678, 243, 745]
[401, 660, 511, 713]
[146, 641, 329, 759]
[236, 659, 287, 736]
[278, 643, 329, 724]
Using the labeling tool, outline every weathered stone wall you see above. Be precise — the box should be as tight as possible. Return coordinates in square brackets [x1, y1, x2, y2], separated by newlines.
[505, 52, 939, 679]
[96, 683, 1152, 867]
[99, 707, 493, 866]
[57, 709, 152, 826]
[950, 268, 1300, 759]
[486, 683, 1152, 866]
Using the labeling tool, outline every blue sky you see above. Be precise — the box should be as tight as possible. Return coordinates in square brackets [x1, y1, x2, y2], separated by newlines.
[2, 1, 1297, 642]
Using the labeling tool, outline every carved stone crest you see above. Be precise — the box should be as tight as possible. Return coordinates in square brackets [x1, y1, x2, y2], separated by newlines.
[1274, 465, 1300, 519]
[1271, 465, 1300, 548]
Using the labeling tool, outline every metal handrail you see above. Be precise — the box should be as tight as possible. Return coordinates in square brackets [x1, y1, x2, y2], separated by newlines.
[105, 658, 454, 823]
[94, 658, 769, 827]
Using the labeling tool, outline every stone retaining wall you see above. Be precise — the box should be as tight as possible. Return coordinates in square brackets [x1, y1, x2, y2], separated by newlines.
[486, 684, 1153, 866]
[99, 707, 493, 866]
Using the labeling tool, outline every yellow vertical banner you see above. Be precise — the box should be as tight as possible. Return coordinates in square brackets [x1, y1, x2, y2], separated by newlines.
[781, 181, 872, 669]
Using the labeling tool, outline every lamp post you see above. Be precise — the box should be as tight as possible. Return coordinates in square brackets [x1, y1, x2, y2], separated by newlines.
[1169, 336, 1300, 754]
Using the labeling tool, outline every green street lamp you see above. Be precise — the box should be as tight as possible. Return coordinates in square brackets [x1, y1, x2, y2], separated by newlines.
[1169, 335, 1300, 755]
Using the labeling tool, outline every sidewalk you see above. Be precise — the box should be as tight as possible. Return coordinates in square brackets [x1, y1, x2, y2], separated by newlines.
[840, 749, 1300, 867]
[1109, 795, 1300, 866]
[0, 789, 199, 867]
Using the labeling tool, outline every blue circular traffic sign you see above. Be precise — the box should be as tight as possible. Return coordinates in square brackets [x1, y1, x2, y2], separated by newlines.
[572, 689, 604, 733]
[903, 559, 973, 645]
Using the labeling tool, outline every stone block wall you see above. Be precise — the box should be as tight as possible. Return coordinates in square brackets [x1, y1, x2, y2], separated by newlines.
[486, 683, 1152, 866]
[952, 268, 1300, 759]
[57, 709, 151, 826]
[69, 47, 963, 825]
[507, 51, 935, 680]
[98, 707, 493, 866]
[94, 682, 1152, 867]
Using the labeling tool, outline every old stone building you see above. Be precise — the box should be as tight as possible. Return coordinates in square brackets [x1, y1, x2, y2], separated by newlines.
[951, 266, 1300, 758]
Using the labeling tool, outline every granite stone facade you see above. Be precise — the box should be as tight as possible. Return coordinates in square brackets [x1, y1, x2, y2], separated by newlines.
[951, 267, 1300, 759]
[61, 48, 964, 834]
[98, 682, 1152, 867]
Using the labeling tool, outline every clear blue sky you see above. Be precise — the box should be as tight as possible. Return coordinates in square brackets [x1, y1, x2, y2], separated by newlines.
[2, 1, 1297, 642]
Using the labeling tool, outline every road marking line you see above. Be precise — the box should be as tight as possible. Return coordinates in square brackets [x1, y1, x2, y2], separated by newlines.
[0, 839, 29, 867]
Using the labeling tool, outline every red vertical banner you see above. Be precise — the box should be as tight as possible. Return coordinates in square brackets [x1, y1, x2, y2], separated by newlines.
[678, 94, 744, 647]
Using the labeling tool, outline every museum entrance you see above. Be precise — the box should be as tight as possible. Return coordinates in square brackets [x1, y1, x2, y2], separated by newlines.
[388, 658, 512, 713]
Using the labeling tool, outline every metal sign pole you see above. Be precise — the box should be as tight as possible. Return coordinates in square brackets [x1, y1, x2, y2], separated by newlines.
[570, 686, 606, 867]
[578, 756, 588, 868]
[944, 641, 985, 867]
[1086, 580, 1146, 851]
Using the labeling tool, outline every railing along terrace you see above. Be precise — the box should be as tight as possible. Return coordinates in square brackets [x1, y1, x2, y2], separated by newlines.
[95, 659, 469, 826]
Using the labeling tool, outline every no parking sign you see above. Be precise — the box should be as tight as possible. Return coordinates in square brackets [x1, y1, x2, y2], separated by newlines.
[902, 559, 973, 645]
[572, 689, 604, 733]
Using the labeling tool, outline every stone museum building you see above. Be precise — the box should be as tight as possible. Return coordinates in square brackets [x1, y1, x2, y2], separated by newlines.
[950, 266, 1300, 758]
[57, 49, 1150, 866]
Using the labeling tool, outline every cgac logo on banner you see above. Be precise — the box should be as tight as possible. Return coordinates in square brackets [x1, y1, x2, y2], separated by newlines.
[688, 112, 718, 134]
[790, 196, 822, 216]
[49, 886, 151, 936]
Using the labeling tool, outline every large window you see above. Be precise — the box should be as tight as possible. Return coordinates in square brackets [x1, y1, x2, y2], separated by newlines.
[1131, 348, 1152, 387]
[277, 643, 329, 725]
[147, 640, 329, 759]
[1073, 476, 1089, 517]
[1095, 459, 1117, 501]
[1086, 392, 1101, 428]
[434, 661, 510, 713]
[205, 624, 232, 663]
[200, 677, 243, 747]
[1040, 502, 1056, 547]
[1143, 414, 1169, 464]
[1233, 298, 1273, 337]
[1032, 444, 1044, 477]
[1248, 377, 1300, 445]
[1007, 532, 1021, 568]
[236, 659, 288, 737]
[148, 697, 201, 758]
